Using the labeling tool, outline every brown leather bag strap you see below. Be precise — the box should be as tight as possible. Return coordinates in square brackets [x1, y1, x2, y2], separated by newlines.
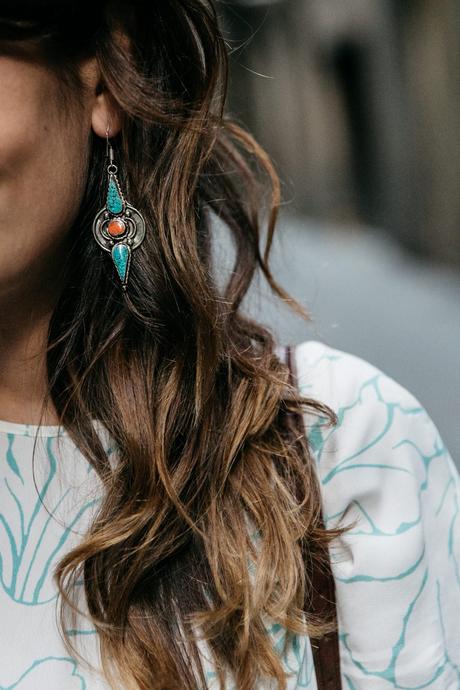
[285, 344, 342, 690]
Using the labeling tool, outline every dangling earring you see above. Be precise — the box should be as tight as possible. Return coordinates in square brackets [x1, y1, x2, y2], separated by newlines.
[92, 126, 146, 291]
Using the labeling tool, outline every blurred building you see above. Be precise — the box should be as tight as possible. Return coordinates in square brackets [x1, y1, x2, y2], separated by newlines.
[222, 0, 460, 265]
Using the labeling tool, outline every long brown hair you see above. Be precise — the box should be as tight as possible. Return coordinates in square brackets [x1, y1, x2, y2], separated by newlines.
[1, 2, 350, 688]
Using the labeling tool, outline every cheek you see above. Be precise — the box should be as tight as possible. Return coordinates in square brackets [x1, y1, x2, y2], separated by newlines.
[0, 59, 91, 283]
[0, 58, 56, 182]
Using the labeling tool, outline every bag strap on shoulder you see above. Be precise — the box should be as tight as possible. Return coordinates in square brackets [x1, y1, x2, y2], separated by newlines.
[285, 344, 342, 690]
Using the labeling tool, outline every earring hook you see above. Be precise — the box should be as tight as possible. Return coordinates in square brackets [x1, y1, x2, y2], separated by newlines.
[105, 123, 115, 167]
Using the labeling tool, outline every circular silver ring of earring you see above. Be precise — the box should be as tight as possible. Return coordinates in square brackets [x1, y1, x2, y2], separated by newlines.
[92, 127, 146, 291]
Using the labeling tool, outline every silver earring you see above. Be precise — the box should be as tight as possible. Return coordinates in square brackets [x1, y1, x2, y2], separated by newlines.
[92, 127, 146, 291]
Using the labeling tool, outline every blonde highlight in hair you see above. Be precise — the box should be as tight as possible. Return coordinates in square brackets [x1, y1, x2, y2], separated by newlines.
[1, 1, 352, 688]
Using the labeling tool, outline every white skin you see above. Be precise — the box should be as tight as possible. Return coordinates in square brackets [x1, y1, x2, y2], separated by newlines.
[0, 52, 121, 424]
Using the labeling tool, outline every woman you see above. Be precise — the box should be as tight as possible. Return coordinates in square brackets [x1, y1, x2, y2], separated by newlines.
[0, 1, 458, 689]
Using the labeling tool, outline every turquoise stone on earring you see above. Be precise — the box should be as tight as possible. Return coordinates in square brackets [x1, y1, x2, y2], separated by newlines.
[107, 178, 123, 214]
[111, 242, 131, 285]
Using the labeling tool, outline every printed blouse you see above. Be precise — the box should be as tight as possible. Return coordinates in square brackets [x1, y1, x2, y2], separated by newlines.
[0, 339, 458, 689]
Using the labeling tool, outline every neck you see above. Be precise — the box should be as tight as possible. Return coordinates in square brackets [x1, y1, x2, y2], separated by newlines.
[0, 249, 67, 426]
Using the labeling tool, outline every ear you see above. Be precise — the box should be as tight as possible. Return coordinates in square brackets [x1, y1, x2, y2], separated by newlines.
[79, 57, 122, 138]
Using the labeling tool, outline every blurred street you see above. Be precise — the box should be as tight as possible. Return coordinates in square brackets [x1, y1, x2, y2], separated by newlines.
[215, 212, 460, 466]
[219, 0, 460, 467]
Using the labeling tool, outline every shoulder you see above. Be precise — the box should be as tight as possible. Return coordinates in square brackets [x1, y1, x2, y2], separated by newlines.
[289, 340, 460, 686]
[290, 338, 453, 491]
[293, 337, 423, 425]
[288, 338, 458, 536]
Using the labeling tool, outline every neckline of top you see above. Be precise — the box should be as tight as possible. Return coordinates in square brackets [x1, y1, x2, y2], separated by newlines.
[0, 418, 108, 438]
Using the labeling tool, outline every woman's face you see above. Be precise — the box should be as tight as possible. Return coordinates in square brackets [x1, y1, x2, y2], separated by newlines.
[0, 52, 114, 302]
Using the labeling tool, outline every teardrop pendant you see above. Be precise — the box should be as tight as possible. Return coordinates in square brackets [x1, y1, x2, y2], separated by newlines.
[111, 242, 131, 287]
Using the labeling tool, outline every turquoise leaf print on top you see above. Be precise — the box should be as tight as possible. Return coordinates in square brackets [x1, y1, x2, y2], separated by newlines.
[0, 434, 100, 605]
[0, 657, 87, 690]
[290, 340, 460, 689]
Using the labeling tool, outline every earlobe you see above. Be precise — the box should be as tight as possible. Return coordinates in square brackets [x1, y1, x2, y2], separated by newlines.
[92, 90, 122, 139]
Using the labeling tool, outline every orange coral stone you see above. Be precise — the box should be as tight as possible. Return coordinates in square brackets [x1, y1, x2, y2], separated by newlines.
[107, 218, 126, 237]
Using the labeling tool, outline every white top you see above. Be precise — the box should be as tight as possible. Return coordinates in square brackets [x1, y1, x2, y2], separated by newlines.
[0, 339, 458, 689]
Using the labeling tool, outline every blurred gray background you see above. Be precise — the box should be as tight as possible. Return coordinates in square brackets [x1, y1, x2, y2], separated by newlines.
[216, 0, 460, 465]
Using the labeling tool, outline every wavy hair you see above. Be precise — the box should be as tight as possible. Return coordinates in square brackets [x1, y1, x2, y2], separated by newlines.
[0, 2, 350, 688]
